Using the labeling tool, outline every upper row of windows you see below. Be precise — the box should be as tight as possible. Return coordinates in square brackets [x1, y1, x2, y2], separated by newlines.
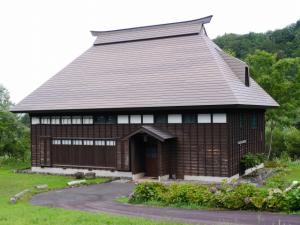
[31, 113, 227, 125]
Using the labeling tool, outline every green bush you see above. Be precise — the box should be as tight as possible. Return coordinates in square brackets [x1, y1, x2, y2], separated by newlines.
[285, 127, 300, 159]
[163, 183, 212, 206]
[129, 182, 167, 203]
[240, 153, 264, 174]
[285, 188, 300, 211]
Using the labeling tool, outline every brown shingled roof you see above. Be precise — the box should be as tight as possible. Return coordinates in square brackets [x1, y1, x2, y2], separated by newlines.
[11, 16, 278, 113]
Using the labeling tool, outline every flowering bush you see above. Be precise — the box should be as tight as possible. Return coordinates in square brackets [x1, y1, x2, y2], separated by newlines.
[129, 181, 300, 212]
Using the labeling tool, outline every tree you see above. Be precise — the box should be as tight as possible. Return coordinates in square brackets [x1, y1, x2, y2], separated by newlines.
[0, 85, 12, 110]
[0, 84, 30, 160]
[245, 51, 300, 158]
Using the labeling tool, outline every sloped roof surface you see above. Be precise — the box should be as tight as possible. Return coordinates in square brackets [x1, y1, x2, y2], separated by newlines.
[12, 16, 278, 112]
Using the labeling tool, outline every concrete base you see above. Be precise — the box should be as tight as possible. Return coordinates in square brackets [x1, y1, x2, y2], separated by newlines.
[184, 163, 264, 182]
[184, 174, 239, 183]
[244, 163, 264, 176]
[31, 167, 132, 178]
[158, 175, 169, 181]
[132, 173, 145, 180]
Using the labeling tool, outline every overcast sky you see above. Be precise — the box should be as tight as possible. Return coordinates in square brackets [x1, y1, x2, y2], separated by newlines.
[1, 0, 299, 103]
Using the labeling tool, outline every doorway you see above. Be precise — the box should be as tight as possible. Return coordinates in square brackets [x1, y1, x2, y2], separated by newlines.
[131, 134, 158, 178]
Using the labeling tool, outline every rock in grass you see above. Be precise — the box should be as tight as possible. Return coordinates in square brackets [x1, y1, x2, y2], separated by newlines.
[10, 189, 30, 204]
[74, 172, 85, 179]
[35, 184, 48, 189]
[67, 180, 86, 186]
[85, 172, 96, 180]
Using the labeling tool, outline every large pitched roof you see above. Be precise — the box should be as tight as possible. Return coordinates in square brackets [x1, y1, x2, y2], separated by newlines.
[11, 16, 278, 112]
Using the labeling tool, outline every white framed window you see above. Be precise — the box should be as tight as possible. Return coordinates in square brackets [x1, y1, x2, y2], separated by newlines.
[117, 115, 129, 124]
[41, 117, 50, 124]
[61, 116, 71, 124]
[106, 140, 116, 146]
[52, 139, 61, 145]
[73, 140, 82, 145]
[62, 139, 72, 145]
[51, 116, 60, 124]
[95, 140, 106, 146]
[198, 114, 211, 123]
[72, 116, 82, 124]
[130, 115, 141, 124]
[83, 116, 93, 124]
[213, 113, 227, 123]
[31, 117, 40, 125]
[83, 140, 93, 146]
[168, 114, 182, 124]
[143, 115, 154, 124]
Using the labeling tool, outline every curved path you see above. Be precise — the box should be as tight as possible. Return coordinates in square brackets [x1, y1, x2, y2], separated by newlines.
[30, 182, 300, 225]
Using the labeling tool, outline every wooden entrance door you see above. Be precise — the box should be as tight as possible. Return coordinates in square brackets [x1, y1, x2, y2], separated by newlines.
[144, 142, 158, 177]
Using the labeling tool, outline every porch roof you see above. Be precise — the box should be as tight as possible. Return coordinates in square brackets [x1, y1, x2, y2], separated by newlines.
[122, 125, 176, 142]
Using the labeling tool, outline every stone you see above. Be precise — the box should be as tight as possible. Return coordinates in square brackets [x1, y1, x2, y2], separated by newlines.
[35, 184, 48, 189]
[85, 172, 96, 180]
[74, 172, 84, 179]
[67, 180, 86, 186]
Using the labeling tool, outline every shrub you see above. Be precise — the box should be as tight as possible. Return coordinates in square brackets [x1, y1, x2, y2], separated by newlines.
[285, 188, 300, 211]
[284, 127, 300, 159]
[240, 153, 264, 174]
[163, 183, 212, 206]
[129, 182, 167, 203]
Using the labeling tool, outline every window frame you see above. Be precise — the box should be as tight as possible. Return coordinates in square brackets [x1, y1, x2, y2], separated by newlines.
[61, 116, 72, 125]
[167, 114, 182, 124]
[197, 114, 211, 123]
[213, 113, 227, 123]
[117, 115, 129, 124]
[130, 115, 142, 124]
[31, 117, 40, 125]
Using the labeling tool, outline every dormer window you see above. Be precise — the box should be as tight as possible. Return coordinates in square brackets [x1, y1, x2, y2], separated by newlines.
[245, 67, 250, 87]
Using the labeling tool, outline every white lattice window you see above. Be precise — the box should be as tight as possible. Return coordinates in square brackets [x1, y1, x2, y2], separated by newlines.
[62, 139, 72, 145]
[130, 115, 141, 124]
[83, 116, 93, 124]
[213, 113, 227, 123]
[95, 140, 106, 146]
[73, 140, 82, 145]
[51, 117, 60, 124]
[61, 116, 71, 124]
[31, 117, 40, 124]
[142, 115, 154, 124]
[52, 139, 61, 145]
[106, 140, 116, 146]
[198, 114, 211, 123]
[117, 115, 129, 124]
[41, 117, 50, 124]
[72, 116, 82, 124]
[83, 140, 93, 145]
[168, 114, 182, 124]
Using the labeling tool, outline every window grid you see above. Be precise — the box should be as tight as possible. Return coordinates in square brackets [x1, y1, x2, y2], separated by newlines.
[83, 116, 93, 124]
[31, 117, 40, 125]
[51, 117, 60, 125]
[72, 116, 82, 124]
[41, 117, 50, 124]
[61, 116, 71, 124]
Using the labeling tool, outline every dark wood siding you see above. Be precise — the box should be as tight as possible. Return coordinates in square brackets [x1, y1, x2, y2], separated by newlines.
[228, 109, 265, 176]
[30, 109, 265, 178]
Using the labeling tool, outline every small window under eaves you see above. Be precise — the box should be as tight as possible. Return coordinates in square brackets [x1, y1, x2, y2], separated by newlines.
[245, 67, 250, 87]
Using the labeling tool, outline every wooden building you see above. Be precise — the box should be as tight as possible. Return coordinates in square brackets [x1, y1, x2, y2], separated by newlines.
[11, 16, 278, 181]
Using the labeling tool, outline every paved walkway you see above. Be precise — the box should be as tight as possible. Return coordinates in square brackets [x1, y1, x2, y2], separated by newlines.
[30, 182, 300, 225]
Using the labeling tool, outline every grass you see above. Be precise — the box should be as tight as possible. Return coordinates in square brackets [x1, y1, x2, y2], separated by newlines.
[0, 159, 185, 225]
[265, 160, 300, 189]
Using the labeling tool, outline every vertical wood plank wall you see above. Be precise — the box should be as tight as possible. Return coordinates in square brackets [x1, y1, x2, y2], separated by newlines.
[31, 109, 265, 178]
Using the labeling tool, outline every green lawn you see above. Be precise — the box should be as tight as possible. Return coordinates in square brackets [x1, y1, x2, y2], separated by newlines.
[0, 162, 184, 225]
[265, 160, 300, 189]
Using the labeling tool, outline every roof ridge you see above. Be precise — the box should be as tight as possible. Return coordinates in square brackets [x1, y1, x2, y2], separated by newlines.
[91, 15, 213, 36]
[201, 35, 241, 105]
